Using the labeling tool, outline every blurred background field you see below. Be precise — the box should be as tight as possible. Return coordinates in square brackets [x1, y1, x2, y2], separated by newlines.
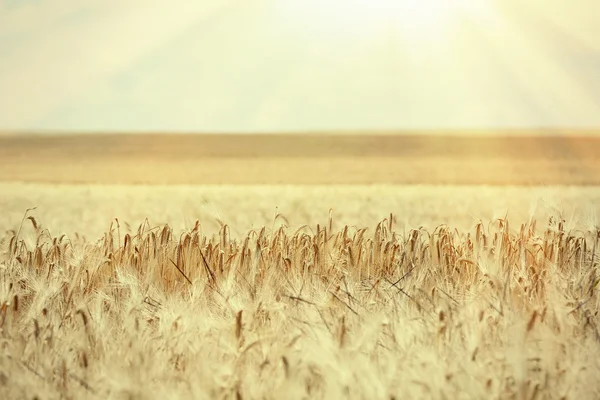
[2, 133, 600, 240]
[1, 133, 600, 185]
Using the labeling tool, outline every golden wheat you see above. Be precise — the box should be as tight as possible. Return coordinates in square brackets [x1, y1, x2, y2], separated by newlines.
[0, 209, 599, 399]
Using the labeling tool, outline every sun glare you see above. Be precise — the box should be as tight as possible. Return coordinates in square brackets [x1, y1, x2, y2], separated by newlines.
[276, 0, 496, 41]
[344, 0, 454, 23]
[321, 0, 464, 28]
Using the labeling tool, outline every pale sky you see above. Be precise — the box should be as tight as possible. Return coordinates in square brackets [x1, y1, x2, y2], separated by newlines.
[0, 0, 599, 133]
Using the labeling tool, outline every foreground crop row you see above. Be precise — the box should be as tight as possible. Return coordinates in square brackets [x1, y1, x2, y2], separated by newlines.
[0, 212, 599, 399]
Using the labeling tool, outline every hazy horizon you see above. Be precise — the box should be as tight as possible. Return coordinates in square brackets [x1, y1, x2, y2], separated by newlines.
[1, 0, 599, 133]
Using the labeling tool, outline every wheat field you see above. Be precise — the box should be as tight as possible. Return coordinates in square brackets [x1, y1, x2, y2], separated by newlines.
[1, 134, 600, 399]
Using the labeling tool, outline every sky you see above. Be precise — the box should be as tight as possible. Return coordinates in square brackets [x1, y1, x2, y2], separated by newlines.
[0, 0, 599, 133]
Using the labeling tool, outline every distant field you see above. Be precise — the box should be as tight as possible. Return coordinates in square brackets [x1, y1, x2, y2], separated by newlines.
[1, 133, 600, 184]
